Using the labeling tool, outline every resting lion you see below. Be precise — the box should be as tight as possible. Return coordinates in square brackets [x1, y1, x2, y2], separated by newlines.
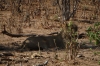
[1, 23, 78, 50]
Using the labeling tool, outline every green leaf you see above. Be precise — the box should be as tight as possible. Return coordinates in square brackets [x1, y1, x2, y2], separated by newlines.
[95, 40, 99, 45]
[87, 26, 92, 31]
[87, 22, 100, 46]
[68, 21, 72, 27]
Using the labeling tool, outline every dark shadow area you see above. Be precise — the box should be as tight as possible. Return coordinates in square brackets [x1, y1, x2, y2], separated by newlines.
[0, 42, 23, 51]
[78, 33, 87, 39]
[80, 44, 98, 49]
[0, 44, 11, 51]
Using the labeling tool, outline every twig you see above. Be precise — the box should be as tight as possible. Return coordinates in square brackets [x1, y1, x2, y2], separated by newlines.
[38, 42, 41, 55]
[53, 39, 58, 59]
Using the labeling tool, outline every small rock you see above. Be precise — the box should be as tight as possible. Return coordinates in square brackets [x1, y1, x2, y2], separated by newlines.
[31, 53, 43, 59]
[77, 54, 85, 58]
[44, 60, 48, 65]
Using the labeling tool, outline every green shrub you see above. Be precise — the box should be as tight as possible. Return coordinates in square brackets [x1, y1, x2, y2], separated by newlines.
[98, 61, 100, 65]
[62, 21, 79, 61]
[87, 22, 100, 46]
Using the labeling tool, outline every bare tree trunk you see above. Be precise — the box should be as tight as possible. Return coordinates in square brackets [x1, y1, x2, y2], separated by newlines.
[57, 0, 78, 21]
[62, 0, 70, 21]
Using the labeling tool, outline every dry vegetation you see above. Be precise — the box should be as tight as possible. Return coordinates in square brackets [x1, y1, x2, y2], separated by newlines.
[0, 0, 100, 66]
